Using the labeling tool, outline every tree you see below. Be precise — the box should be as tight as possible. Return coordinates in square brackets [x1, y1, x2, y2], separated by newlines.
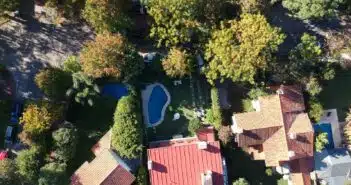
[205, 14, 285, 84]
[162, 48, 193, 78]
[16, 147, 41, 184]
[282, 0, 343, 20]
[82, 0, 131, 33]
[0, 159, 18, 185]
[239, 0, 268, 14]
[35, 68, 72, 100]
[111, 95, 142, 159]
[63, 56, 81, 73]
[38, 162, 67, 185]
[308, 98, 324, 123]
[306, 77, 322, 96]
[20, 104, 53, 137]
[66, 72, 100, 106]
[135, 166, 148, 185]
[315, 132, 329, 152]
[206, 88, 223, 129]
[0, 0, 19, 14]
[52, 127, 78, 163]
[218, 125, 233, 145]
[80, 33, 144, 81]
[188, 118, 202, 136]
[233, 178, 249, 185]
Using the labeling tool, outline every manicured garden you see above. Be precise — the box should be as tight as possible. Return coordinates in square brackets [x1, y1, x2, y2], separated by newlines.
[320, 69, 351, 121]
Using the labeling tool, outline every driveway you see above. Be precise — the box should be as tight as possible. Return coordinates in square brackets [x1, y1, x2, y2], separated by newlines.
[0, 8, 94, 100]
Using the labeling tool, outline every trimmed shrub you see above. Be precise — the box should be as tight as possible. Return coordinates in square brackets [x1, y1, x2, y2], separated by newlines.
[209, 88, 222, 129]
[38, 162, 67, 185]
[63, 56, 81, 73]
[0, 159, 18, 185]
[52, 127, 78, 163]
[308, 98, 324, 123]
[188, 118, 202, 136]
[16, 147, 42, 184]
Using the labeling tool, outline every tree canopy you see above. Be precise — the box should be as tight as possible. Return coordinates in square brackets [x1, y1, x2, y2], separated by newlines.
[204, 14, 285, 84]
[0, 159, 18, 185]
[232, 178, 250, 185]
[162, 48, 193, 78]
[282, 0, 343, 20]
[0, 0, 19, 13]
[315, 132, 329, 152]
[16, 147, 41, 185]
[111, 95, 143, 159]
[38, 162, 67, 185]
[63, 56, 81, 73]
[20, 104, 53, 137]
[52, 127, 78, 163]
[35, 68, 72, 100]
[80, 33, 144, 81]
[82, 0, 131, 33]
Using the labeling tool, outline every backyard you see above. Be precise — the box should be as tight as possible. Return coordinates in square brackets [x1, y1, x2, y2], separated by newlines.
[320, 69, 351, 121]
[141, 58, 211, 141]
[65, 96, 117, 175]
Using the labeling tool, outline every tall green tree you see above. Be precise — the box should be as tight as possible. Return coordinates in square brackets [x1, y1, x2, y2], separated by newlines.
[82, 0, 131, 33]
[282, 0, 343, 20]
[38, 162, 67, 185]
[35, 68, 72, 100]
[0, 0, 19, 14]
[205, 14, 285, 84]
[80, 33, 144, 81]
[315, 132, 329, 152]
[20, 104, 53, 137]
[0, 159, 18, 185]
[111, 95, 142, 159]
[63, 56, 81, 73]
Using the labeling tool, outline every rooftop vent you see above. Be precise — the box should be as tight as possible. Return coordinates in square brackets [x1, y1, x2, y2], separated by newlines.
[251, 100, 261, 112]
[288, 151, 295, 158]
[147, 160, 153, 170]
[201, 171, 213, 185]
[277, 89, 284, 95]
[288, 133, 296, 140]
[197, 141, 208, 150]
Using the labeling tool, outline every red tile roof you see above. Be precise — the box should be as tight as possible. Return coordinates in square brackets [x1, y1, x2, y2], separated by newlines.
[101, 165, 136, 185]
[147, 128, 224, 185]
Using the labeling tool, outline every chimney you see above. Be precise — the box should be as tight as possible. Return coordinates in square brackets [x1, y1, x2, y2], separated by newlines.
[276, 89, 284, 95]
[147, 160, 153, 170]
[288, 133, 296, 139]
[201, 171, 213, 185]
[231, 116, 244, 134]
[288, 151, 295, 158]
[197, 141, 207, 150]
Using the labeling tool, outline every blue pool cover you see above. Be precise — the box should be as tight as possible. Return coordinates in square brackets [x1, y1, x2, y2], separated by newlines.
[148, 85, 168, 125]
[102, 84, 128, 100]
[314, 123, 335, 149]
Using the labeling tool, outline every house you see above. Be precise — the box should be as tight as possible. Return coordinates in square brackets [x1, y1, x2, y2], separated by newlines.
[147, 127, 227, 185]
[231, 85, 314, 185]
[71, 130, 135, 185]
[314, 148, 351, 185]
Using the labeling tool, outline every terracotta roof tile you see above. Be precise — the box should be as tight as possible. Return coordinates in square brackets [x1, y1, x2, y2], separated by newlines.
[285, 113, 313, 134]
[275, 85, 305, 113]
[91, 130, 112, 156]
[237, 127, 281, 147]
[71, 149, 135, 185]
[262, 127, 289, 166]
[148, 137, 224, 185]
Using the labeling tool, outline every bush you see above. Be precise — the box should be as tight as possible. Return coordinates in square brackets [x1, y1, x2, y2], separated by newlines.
[80, 33, 144, 81]
[315, 132, 329, 152]
[218, 125, 233, 145]
[0, 0, 19, 13]
[111, 95, 143, 159]
[52, 127, 78, 163]
[35, 68, 72, 100]
[135, 166, 148, 185]
[242, 99, 254, 112]
[20, 104, 54, 137]
[306, 77, 322, 96]
[188, 118, 202, 136]
[239, 0, 268, 14]
[233, 178, 249, 185]
[0, 159, 18, 185]
[209, 88, 223, 129]
[38, 162, 67, 185]
[63, 56, 81, 73]
[247, 87, 269, 99]
[265, 168, 273, 176]
[308, 98, 324, 123]
[16, 147, 42, 184]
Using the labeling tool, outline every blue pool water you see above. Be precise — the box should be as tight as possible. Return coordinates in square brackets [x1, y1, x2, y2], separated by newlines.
[102, 84, 128, 100]
[314, 123, 335, 149]
[148, 85, 169, 125]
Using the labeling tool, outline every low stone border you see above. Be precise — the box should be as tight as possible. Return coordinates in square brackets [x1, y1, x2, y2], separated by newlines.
[142, 83, 171, 128]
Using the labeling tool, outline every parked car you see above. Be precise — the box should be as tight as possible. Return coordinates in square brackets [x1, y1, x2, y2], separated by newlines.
[10, 102, 23, 124]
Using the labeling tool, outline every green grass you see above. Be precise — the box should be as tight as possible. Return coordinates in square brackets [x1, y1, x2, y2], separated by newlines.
[319, 69, 351, 121]
[0, 99, 11, 149]
[65, 96, 117, 175]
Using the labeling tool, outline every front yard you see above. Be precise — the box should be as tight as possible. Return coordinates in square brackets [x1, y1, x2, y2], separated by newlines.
[320, 69, 351, 121]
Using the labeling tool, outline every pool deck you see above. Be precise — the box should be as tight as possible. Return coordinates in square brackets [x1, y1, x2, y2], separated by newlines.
[141, 83, 170, 128]
[319, 109, 342, 148]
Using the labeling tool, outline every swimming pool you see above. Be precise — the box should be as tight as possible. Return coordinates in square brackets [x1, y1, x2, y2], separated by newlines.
[102, 84, 128, 100]
[314, 123, 335, 149]
[142, 83, 170, 127]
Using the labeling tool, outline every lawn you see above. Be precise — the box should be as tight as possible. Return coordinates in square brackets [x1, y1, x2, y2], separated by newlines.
[65, 96, 117, 175]
[142, 60, 211, 141]
[319, 69, 351, 121]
